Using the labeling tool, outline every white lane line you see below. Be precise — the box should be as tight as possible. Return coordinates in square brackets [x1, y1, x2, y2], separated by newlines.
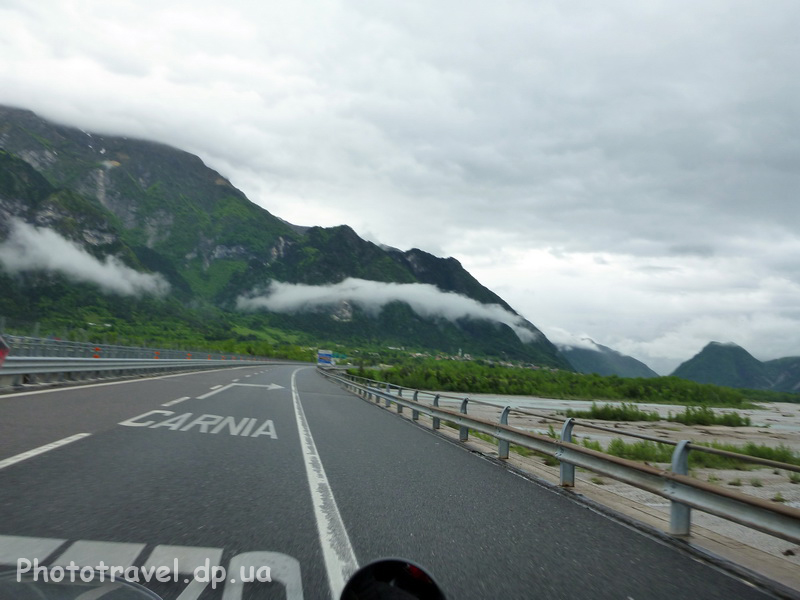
[196, 384, 235, 400]
[0, 433, 91, 470]
[144, 544, 223, 573]
[210, 385, 223, 390]
[0, 368, 256, 398]
[162, 396, 191, 407]
[52, 540, 145, 568]
[0, 534, 66, 564]
[290, 368, 358, 598]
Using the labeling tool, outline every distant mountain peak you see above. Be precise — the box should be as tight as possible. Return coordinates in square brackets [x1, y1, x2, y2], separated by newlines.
[673, 341, 769, 389]
[557, 338, 657, 378]
[707, 340, 743, 348]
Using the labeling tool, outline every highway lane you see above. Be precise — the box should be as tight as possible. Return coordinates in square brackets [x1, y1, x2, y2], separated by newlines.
[0, 365, 781, 599]
[0, 365, 275, 458]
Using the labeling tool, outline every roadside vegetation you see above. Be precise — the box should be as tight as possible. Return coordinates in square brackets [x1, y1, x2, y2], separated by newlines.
[353, 359, 800, 408]
[458, 422, 800, 473]
[578, 438, 800, 470]
[562, 403, 752, 427]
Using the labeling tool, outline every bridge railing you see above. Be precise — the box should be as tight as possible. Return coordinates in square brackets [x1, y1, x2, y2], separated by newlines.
[319, 368, 800, 545]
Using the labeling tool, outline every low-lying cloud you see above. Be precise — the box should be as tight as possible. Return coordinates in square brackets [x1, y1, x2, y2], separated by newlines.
[0, 219, 170, 296]
[545, 328, 602, 352]
[237, 278, 539, 343]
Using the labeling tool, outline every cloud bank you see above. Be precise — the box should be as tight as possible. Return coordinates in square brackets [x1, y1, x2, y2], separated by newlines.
[237, 278, 538, 343]
[0, 219, 170, 296]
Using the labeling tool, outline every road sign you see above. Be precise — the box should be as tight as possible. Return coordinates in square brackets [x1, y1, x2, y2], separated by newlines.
[317, 349, 333, 365]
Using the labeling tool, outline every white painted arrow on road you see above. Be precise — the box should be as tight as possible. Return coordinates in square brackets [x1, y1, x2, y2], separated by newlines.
[232, 383, 284, 391]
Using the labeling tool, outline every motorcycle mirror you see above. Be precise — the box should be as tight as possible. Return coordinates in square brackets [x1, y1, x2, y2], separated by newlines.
[341, 559, 446, 600]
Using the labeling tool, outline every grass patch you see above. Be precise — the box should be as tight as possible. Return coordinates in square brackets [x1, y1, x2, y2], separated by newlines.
[575, 438, 799, 471]
[789, 472, 800, 484]
[563, 403, 751, 427]
[693, 441, 800, 469]
[728, 478, 742, 486]
[772, 493, 786, 503]
[668, 405, 751, 427]
[607, 439, 674, 463]
[750, 478, 763, 488]
[590, 477, 606, 485]
[581, 439, 603, 452]
[467, 428, 558, 464]
[564, 402, 660, 422]
[470, 430, 497, 444]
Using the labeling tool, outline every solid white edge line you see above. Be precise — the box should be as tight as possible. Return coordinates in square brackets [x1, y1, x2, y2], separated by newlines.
[0, 433, 92, 470]
[291, 367, 358, 599]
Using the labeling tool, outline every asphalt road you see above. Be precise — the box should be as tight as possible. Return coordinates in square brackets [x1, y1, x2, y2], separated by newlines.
[0, 365, 781, 599]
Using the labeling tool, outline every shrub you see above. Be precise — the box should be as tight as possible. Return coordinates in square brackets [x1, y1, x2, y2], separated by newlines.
[669, 405, 751, 427]
[565, 402, 660, 422]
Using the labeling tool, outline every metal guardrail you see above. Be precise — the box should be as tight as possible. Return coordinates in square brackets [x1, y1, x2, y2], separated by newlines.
[2, 335, 261, 361]
[0, 333, 289, 390]
[0, 356, 278, 389]
[319, 369, 800, 545]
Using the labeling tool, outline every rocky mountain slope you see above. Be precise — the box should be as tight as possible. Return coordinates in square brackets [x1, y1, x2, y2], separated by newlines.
[0, 105, 569, 366]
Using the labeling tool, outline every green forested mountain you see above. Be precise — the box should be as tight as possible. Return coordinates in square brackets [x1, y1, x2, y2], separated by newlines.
[671, 342, 800, 392]
[0, 105, 569, 367]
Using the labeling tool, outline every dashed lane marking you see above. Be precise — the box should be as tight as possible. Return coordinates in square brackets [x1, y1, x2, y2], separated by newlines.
[162, 396, 191, 407]
[0, 434, 91, 470]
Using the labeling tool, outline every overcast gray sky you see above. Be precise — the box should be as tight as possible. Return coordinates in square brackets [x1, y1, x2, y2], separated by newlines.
[2, 0, 799, 373]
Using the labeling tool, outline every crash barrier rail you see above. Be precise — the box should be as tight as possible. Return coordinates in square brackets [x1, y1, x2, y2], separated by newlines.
[318, 368, 800, 545]
[0, 335, 285, 390]
[0, 356, 280, 389]
[2, 335, 262, 361]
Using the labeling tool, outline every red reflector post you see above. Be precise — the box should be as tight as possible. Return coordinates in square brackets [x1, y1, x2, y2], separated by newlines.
[0, 336, 9, 368]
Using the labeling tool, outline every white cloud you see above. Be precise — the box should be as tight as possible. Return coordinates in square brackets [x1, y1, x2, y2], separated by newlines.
[546, 328, 601, 352]
[0, 219, 170, 296]
[237, 278, 539, 343]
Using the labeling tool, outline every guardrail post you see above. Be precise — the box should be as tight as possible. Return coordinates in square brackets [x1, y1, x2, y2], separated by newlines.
[670, 440, 692, 536]
[498, 406, 511, 459]
[432, 395, 441, 430]
[382, 383, 391, 407]
[412, 391, 419, 421]
[560, 418, 576, 487]
[459, 398, 469, 441]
